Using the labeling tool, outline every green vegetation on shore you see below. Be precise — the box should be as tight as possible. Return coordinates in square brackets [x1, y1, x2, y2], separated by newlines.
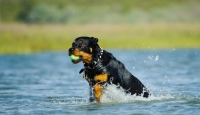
[0, 23, 200, 54]
[1, 0, 200, 24]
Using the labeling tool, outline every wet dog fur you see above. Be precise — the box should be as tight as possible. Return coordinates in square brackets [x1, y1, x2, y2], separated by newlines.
[68, 36, 150, 102]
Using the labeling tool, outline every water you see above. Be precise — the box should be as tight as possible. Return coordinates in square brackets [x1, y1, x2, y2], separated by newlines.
[0, 49, 200, 115]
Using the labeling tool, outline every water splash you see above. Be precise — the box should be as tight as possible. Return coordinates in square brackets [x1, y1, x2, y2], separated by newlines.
[101, 84, 174, 103]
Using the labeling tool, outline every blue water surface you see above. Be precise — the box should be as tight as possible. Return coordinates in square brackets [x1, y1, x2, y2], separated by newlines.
[0, 49, 200, 115]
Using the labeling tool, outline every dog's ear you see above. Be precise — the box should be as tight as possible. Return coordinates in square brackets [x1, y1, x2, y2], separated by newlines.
[91, 37, 98, 44]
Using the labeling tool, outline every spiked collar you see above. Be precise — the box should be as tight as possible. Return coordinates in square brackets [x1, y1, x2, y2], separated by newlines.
[91, 47, 103, 65]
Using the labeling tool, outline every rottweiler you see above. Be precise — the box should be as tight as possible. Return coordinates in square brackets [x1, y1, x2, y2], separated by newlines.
[68, 36, 150, 102]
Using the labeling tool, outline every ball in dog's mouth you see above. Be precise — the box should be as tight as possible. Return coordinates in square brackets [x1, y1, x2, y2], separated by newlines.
[69, 54, 81, 64]
[70, 54, 80, 60]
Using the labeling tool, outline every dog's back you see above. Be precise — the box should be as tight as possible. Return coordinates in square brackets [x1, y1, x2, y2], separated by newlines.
[101, 50, 150, 97]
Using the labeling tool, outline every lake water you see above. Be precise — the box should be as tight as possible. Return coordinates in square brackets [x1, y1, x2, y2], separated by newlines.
[0, 49, 200, 115]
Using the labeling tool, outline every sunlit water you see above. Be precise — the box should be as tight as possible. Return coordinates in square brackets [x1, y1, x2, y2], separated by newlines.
[0, 49, 200, 115]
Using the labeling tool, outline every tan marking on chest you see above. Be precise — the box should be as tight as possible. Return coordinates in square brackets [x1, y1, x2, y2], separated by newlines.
[94, 73, 108, 82]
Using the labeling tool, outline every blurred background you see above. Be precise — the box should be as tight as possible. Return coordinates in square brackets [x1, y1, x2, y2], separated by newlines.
[0, 0, 200, 54]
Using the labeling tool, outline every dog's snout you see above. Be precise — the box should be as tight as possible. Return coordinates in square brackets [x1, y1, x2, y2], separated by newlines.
[69, 48, 74, 52]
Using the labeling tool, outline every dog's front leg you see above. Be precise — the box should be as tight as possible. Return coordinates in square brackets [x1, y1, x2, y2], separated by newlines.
[93, 83, 103, 101]
[93, 73, 108, 101]
[89, 82, 95, 102]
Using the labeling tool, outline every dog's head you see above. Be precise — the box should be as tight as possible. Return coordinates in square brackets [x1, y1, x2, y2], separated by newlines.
[68, 36, 99, 64]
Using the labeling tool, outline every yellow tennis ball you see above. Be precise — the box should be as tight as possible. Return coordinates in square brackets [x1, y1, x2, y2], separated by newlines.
[70, 54, 80, 60]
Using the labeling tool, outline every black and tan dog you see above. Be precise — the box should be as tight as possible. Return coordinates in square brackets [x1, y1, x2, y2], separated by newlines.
[68, 36, 150, 102]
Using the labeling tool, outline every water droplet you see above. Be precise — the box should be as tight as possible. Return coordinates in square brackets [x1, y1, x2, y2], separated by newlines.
[155, 55, 159, 61]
